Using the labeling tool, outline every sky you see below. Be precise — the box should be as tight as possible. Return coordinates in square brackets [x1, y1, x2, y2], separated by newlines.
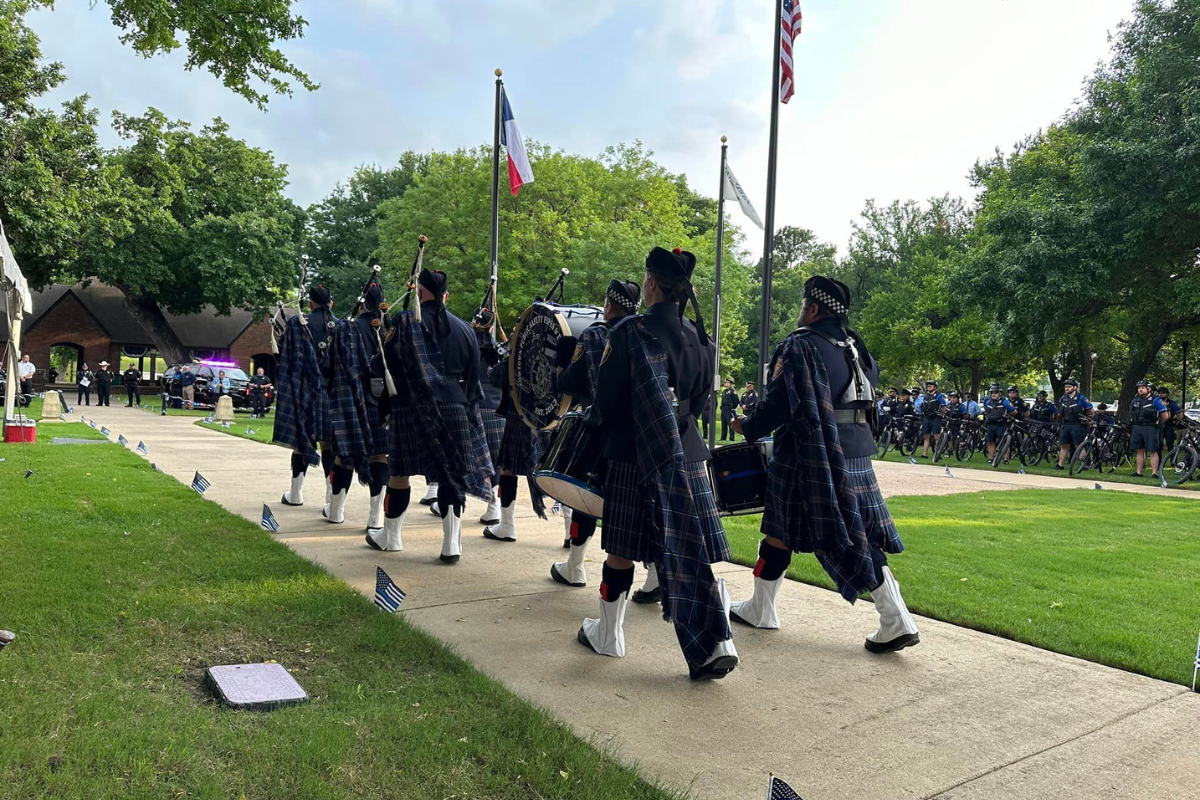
[30, 0, 1136, 256]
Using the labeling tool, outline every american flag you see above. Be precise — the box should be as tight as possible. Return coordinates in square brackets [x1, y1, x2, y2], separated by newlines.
[260, 504, 279, 532]
[101, 426, 111, 436]
[374, 566, 406, 613]
[779, 0, 802, 104]
[136, 441, 147, 455]
[191, 471, 211, 494]
[118, 434, 128, 446]
[767, 775, 804, 799]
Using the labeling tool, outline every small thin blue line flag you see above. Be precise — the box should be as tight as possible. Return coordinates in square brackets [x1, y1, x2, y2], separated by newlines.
[136, 441, 147, 455]
[1192, 632, 1199, 692]
[246, 427, 256, 435]
[944, 466, 953, 478]
[117, 434, 128, 447]
[191, 471, 211, 494]
[260, 504, 279, 532]
[374, 566, 406, 613]
[100, 426, 110, 436]
[89, 420, 97, 429]
[767, 774, 804, 799]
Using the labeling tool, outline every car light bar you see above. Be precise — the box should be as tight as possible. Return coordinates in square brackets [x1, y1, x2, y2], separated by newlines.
[199, 359, 239, 368]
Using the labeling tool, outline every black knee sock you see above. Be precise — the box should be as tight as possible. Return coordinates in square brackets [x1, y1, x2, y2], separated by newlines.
[384, 487, 410, 518]
[754, 541, 792, 581]
[437, 483, 462, 519]
[499, 474, 518, 507]
[331, 465, 354, 494]
[368, 461, 389, 496]
[870, 546, 889, 590]
[290, 452, 308, 478]
[600, 563, 635, 602]
[320, 449, 335, 483]
[570, 514, 597, 546]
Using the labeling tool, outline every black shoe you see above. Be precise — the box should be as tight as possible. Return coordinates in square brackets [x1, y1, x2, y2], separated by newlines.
[1053, 465, 1065, 471]
[1134, 472, 1144, 478]
[864, 632, 920, 654]
[439, 553, 460, 563]
[631, 586, 661, 604]
[482, 528, 516, 542]
[689, 654, 739, 681]
[550, 563, 585, 588]
[280, 493, 302, 507]
[577, 627, 597, 653]
[365, 533, 383, 551]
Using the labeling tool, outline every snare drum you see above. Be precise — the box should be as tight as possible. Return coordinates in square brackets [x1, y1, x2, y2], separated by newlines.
[708, 439, 774, 516]
[534, 411, 604, 518]
[510, 302, 604, 430]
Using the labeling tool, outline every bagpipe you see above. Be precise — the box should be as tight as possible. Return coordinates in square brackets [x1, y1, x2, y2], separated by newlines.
[473, 275, 510, 368]
[270, 255, 310, 355]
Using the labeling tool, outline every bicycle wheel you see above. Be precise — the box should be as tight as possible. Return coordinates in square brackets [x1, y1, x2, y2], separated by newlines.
[1068, 442, 1092, 476]
[991, 434, 1010, 468]
[1020, 436, 1044, 467]
[932, 433, 950, 463]
[899, 431, 919, 457]
[877, 429, 893, 458]
[955, 436, 975, 462]
[1164, 444, 1198, 486]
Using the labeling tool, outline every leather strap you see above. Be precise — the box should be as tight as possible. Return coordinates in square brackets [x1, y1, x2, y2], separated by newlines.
[833, 409, 869, 424]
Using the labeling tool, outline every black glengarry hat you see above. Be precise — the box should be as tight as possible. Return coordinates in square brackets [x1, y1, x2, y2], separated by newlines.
[309, 285, 332, 307]
[418, 268, 448, 298]
[803, 276, 851, 317]
[606, 279, 641, 314]
[645, 246, 708, 345]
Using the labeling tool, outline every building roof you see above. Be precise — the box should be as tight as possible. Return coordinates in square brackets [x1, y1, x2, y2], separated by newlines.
[0, 282, 287, 349]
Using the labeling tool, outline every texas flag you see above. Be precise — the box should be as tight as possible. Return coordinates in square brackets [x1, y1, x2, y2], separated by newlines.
[501, 88, 534, 196]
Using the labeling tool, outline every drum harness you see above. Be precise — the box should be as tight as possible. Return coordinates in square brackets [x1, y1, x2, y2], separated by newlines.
[795, 326, 877, 430]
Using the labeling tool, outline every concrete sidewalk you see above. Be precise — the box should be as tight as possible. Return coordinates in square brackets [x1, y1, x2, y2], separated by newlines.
[80, 406, 1200, 800]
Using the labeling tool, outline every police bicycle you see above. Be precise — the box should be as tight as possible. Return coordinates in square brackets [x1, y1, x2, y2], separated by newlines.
[1018, 420, 1060, 467]
[991, 417, 1035, 468]
[950, 417, 986, 462]
[1068, 419, 1131, 476]
[1163, 416, 1200, 485]
[932, 414, 968, 463]
[878, 415, 921, 458]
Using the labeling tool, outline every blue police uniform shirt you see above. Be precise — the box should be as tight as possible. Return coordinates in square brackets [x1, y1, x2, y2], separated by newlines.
[965, 400, 981, 416]
[1059, 393, 1093, 423]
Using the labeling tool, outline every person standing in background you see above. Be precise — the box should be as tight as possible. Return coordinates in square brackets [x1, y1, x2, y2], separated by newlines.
[77, 363, 94, 405]
[94, 361, 113, 406]
[123, 364, 141, 407]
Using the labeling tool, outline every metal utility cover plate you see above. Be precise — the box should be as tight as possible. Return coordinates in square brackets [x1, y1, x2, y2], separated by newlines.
[205, 663, 308, 710]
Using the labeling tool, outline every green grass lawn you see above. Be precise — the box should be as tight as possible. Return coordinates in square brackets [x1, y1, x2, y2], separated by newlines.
[874, 444, 1198, 491]
[0, 425, 676, 800]
[196, 411, 277, 445]
[723, 489, 1200, 685]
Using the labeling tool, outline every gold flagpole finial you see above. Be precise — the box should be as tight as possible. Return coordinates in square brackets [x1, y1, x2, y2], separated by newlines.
[495, 67, 503, 77]
[721, 135, 728, 143]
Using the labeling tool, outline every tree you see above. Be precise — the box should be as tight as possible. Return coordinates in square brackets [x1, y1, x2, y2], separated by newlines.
[0, 1, 129, 277]
[35, 0, 317, 107]
[58, 109, 303, 364]
[306, 155, 428, 306]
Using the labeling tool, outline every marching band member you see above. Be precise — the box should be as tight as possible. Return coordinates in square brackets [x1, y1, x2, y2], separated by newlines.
[731, 277, 919, 654]
[471, 308, 506, 526]
[579, 246, 737, 680]
[370, 267, 494, 559]
[482, 351, 547, 542]
[274, 285, 336, 508]
[548, 278, 641, 587]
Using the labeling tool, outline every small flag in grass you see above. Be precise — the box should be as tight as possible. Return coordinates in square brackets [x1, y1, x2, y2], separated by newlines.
[151, 463, 161, 472]
[550, 501, 562, 516]
[767, 774, 804, 799]
[1018, 467, 1026, 475]
[221, 421, 231, 429]
[191, 471, 211, 494]
[908, 456, 917, 465]
[246, 427, 256, 435]
[136, 441, 147, 455]
[374, 566, 406, 612]
[1161, 476, 1169, 489]
[260, 504, 279, 532]
[117, 434, 128, 446]
[1094, 483, 1103, 490]
[1192, 632, 1199, 692]
[89, 421, 97, 429]
[944, 466, 953, 478]
[100, 426, 110, 436]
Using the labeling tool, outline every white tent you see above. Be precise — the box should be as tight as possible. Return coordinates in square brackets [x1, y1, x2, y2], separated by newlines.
[1, 217, 32, 425]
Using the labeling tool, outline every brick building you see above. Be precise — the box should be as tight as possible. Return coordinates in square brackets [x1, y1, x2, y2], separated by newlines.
[0, 282, 286, 387]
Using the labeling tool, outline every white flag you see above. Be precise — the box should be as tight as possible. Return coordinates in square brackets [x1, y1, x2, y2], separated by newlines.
[723, 162, 764, 230]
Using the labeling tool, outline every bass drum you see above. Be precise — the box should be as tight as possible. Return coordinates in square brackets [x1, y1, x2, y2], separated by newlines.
[533, 411, 604, 518]
[509, 301, 604, 430]
[708, 439, 774, 517]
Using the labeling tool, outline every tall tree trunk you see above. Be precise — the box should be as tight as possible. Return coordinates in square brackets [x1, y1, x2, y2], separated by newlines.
[1044, 357, 1063, 401]
[970, 362, 981, 399]
[121, 291, 189, 365]
[1079, 343, 1097, 398]
[1116, 328, 1171, 421]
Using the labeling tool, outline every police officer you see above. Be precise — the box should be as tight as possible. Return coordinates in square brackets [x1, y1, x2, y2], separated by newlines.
[982, 383, 1013, 461]
[944, 390, 965, 447]
[549, 278, 641, 588]
[1129, 380, 1169, 478]
[579, 246, 736, 680]
[94, 361, 113, 406]
[732, 276, 919, 654]
[878, 387, 900, 440]
[1055, 378, 1093, 469]
[917, 379, 946, 458]
[1156, 386, 1182, 460]
[1006, 385, 1028, 420]
[720, 379, 739, 441]
[249, 368, 272, 418]
[740, 382, 759, 421]
[122, 363, 141, 407]
[1029, 390, 1057, 424]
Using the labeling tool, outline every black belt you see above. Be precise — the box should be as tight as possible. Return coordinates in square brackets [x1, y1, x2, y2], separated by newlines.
[833, 409, 870, 424]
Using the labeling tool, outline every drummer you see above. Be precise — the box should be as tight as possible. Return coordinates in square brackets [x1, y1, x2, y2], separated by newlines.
[731, 276, 919, 654]
[578, 246, 737, 681]
[547, 278, 641, 587]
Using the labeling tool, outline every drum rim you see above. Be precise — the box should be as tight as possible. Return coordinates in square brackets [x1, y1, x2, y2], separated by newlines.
[509, 302, 601, 432]
[533, 469, 604, 496]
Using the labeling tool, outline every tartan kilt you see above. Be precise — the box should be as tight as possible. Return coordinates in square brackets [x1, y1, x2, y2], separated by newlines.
[388, 402, 493, 487]
[364, 400, 389, 457]
[388, 403, 427, 477]
[601, 459, 730, 565]
[314, 387, 335, 444]
[482, 407, 505, 472]
[497, 409, 540, 474]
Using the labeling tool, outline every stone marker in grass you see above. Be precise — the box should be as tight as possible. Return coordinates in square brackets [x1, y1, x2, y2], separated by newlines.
[0, 630, 14, 653]
[205, 663, 308, 710]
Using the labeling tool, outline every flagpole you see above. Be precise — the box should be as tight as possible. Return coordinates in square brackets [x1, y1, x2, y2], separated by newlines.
[758, 0, 784, 386]
[710, 135, 729, 450]
[489, 68, 503, 330]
